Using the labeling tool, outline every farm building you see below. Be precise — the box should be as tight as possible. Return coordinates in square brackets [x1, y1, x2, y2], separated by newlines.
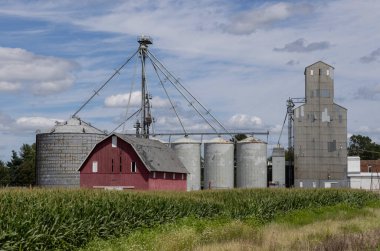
[348, 157, 380, 190]
[78, 134, 188, 191]
[294, 61, 347, 188]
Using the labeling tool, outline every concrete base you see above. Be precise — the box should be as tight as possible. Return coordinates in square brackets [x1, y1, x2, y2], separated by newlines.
[295, 179, 348, 188]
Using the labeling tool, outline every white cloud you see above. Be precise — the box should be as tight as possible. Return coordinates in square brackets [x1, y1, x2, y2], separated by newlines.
[15, 117, 64, 130]
[104, 91, 141, 108]
[104, 91, 170, 108]
[0, 81, 21, 92]
[0, 47, 76, 95]
[223, 2, 312, 34]
[228, 114, 263, 129]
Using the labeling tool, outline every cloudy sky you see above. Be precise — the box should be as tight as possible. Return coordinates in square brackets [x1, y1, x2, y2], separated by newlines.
[0, 0, 379, 161]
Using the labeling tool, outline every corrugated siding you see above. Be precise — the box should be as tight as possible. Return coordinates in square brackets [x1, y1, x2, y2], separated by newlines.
[36, 133, 106, 187]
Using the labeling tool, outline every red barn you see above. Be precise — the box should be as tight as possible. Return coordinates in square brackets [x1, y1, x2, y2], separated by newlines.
[79, 134, 188, 191]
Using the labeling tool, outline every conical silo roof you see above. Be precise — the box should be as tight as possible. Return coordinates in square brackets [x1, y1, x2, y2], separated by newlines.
[173, 136, 200, 144]
[237, 136, 266, 144]
[50, 117, 105, 134]
[205, 137, 232, 144]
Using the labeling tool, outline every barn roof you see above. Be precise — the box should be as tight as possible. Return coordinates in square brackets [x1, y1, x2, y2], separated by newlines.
[79, 133, 188, 174]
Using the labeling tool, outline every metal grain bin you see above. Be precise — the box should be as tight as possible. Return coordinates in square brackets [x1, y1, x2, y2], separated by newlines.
[204, 137, 234, 189]
[236, 137, 267, 188]
[171, 136, 201, 191]
[272, 146, 285, 187]
[36, 117, 106, 187]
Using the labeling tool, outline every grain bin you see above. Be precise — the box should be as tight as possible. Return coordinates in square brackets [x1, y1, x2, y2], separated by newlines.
[171, 136, 201, 191]
[272, 146, 285, 187]
[36, 117, 106, 187]
[236, 137, 267, 188]
[204, 137, 234, 189]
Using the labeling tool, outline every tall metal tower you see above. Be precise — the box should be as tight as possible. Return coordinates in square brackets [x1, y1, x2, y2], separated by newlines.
[137, 35, 153, 138]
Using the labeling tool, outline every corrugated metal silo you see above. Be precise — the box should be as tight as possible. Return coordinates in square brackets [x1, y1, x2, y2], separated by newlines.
[272, 146, 285, 187]
[204, 137, 234, 189]
[36, 117, 106, 187]
[171, 136, 201, 191]
[236, 137, 267, 188]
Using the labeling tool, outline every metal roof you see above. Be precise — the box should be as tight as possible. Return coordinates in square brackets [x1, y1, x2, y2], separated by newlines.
[172, 136, 201, 144]
[49, 117, 105, 134]
[305, 61, 335, 70]
[238, 136, 266, 144]
[79, 133, 188, 174]
[205, 137, 232, 144]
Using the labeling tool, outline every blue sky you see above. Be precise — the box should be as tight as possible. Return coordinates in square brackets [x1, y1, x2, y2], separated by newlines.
[0, 0, 379, 161]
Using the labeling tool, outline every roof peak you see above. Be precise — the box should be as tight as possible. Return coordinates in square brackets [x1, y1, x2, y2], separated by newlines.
[305, 61, 334, 69]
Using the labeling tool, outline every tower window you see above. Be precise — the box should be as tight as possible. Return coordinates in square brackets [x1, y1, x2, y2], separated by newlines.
[326, 69, 330, 76]
[328, 140, 337, 152]
[310, 70, 314, 75]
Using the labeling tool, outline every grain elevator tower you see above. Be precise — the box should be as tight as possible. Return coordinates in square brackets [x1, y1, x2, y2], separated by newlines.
[294, 61, 347, 188]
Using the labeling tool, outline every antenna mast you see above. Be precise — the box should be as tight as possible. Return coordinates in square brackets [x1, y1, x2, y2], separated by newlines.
[137, 35, 153, 138]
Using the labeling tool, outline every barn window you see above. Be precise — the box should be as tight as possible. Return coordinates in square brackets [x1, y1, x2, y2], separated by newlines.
[131, 162, 137, 173]
[153, 172, 156, 179]
[112, 136, 117, 148]
[163, 172, 166, 179]
[120, 156, 122, 172]
[182, 174, 184, 180]
[112, 159, 114, 173]
[92, 161, 98, 173]
[173, 173, 176, 180]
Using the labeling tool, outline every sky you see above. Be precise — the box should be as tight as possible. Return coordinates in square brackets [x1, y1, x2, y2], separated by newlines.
[0, 0, 379, 161]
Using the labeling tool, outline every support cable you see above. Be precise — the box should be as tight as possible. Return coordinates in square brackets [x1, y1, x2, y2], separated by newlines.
[150, 57, 187, 135]
[110, 108, 142, 134]
[148, 50, 232, 137]
[122, 56, 138, 133]
[277, 112, 288, 145]
[147, 53, 219, 134]
[72, 49, 139, 117]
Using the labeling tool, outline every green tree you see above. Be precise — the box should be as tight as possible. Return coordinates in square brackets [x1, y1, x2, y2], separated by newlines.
[348, 134, 380, 160]
[285, 148, 294, 162]
[7, 143, 36, 186]
[0, 160, 11, 186]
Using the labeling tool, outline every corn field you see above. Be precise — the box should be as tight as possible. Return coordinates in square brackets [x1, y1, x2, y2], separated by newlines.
[0, 188, 378, 250]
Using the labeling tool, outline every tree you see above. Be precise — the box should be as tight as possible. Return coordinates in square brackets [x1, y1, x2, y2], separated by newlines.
[348, 134, 380, 160]
[7, 143, 36, 186]
[0, 160, 10, 186]
[285, 148, 294, 162]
